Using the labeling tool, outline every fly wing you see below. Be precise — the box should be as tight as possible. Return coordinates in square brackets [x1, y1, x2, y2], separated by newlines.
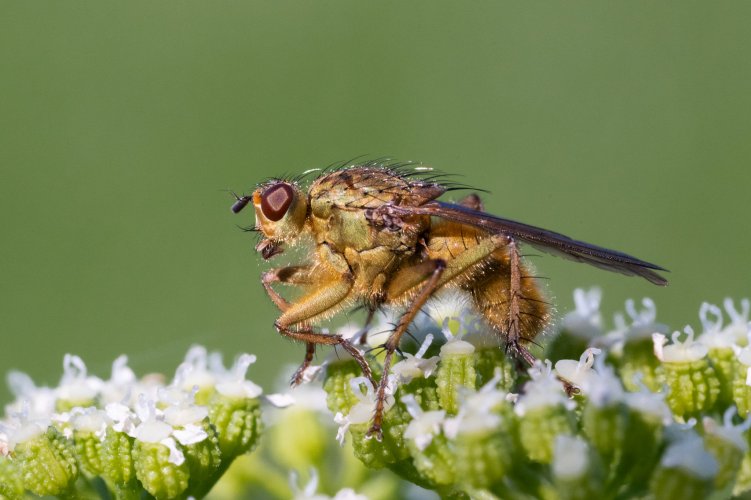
[410, 201, 668, 286]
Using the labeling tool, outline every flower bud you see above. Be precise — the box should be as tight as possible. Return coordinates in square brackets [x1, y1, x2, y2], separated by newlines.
[650, 435, 717, 500]
[0, 455, 24, 498]
[732, 346, 751, 416]
[133, 439, 190, 499]
[15, 426, 78, 496]
[702, 408, 750, 490]
[183, 419, 223, 497]
[697, 302, 739, 409]
[208, 394, 262, 460]
[552, 435, 603, 500]
[516, 362, 576, 464]
[473, 347, 516, 393]
[69, 407, 108, 477]
[435, 339, 476, 414]
[654, 329, 720, 419]
[101, 428, 138, 491]
[401, 395, 453, 487]
[324, 359, 366, 416]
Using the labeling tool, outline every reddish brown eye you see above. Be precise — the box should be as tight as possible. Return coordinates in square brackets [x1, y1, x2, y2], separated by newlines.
[261, 183, 295, 221]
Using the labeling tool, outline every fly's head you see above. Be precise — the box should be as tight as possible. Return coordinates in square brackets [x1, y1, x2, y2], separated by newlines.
[232, 181, 308, 259]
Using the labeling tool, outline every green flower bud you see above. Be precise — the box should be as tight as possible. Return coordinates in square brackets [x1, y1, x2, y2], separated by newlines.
[733, 347, 751, 417]
[654, 329, 720, 419]
[269, 406, 328, 471]
[699, 302, 741, 410]
[101, 428, 138, 492]
[324, 359, 366, 415]
[617, 390, 671, 489]
[350, 402, 411, 469]
[401, 395, 453, 487]
[15, 425, 78, 496]
[650, 435, 717, 500]
[409, 434, 455, 487]
[183, 419, 223, 497]
[702, 410, 750, 491]
[733, 453, 751, 496]
[73, 429, 104, 477]
[611, 298, 668, 392]
[619, 341, 664, 392]
[707, 347, 737, 410]
[436, 339, 476, 414]
[516, 363, 577, 464]
[402, 377, 441, 412]
[445, 370, 518, 489]
[208, 393, 262, 460]
[68, 408, 109, 477]
[473, 347, 516, 392]
[133, 439, 190, 499]
[0, 455, 24, 499]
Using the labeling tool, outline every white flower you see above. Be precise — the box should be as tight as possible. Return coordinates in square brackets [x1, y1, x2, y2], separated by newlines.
[172, 345, 222, 393]
[624, 381, 672, 424]
[444, 369, 507, 438]
[401, 394, 446, 451]
[722, 298, 750, 343]
[130, 392, 210, 465]
[98, 355, 138, 405]
[560, 287, 603, 339]
[604, 297, 668, 350]
[653, 327, 708, 363]
[392, 334, 440, 383]
[702, 407, 751, 453]
[68, 407, 109, 439]
[5, 370, 56, 421]
[515, 361, 574, 416]
[214, 354, 263, 399]
[554, 348, 601, 388]
[334, 376, 395, 445]
[290, 469, 368, 500]
[660, 433, 718, 480]
[582, 359, 625, 408]
[105, 402, 138, 434]
[552, 435, 590, 479]
[0, 401, 50, 450]
[697, 302, 734, 349]
[56, 354, 104, 404]
[438, 317, 476, 357]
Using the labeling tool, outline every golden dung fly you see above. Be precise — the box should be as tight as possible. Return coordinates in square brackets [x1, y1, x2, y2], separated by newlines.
[232, 161, 667, 439]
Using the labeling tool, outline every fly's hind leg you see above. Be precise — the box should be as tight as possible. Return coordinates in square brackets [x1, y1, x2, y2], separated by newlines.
[503, 238, 577, 395]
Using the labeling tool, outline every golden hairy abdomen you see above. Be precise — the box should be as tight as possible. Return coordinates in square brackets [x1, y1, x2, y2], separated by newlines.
[425, 219, 550, 342]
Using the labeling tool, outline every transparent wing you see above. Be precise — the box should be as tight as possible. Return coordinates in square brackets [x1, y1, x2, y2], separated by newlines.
[408, 201, 668, 286]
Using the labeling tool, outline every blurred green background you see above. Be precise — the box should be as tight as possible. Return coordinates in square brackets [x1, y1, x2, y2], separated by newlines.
[1, 1, 749, 404]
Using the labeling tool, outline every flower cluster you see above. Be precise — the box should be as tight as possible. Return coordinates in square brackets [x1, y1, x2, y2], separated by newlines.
[4, 290, 751, 499]
[0, 346, 265, 498]
[322, 290, 751, 499]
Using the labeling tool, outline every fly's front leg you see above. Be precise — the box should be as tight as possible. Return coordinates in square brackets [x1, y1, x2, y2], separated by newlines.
[261, 265, 317, 385]
[275, 269, 376, 388]
[262, 265, 313, 312]
[368, 259, 446, 440]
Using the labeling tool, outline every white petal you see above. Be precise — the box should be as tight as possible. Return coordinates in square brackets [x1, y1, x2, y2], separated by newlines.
[160, 437, 185, 465]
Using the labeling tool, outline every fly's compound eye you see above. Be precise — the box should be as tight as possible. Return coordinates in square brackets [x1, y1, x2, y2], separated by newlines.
[261, 183, 295, 222]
